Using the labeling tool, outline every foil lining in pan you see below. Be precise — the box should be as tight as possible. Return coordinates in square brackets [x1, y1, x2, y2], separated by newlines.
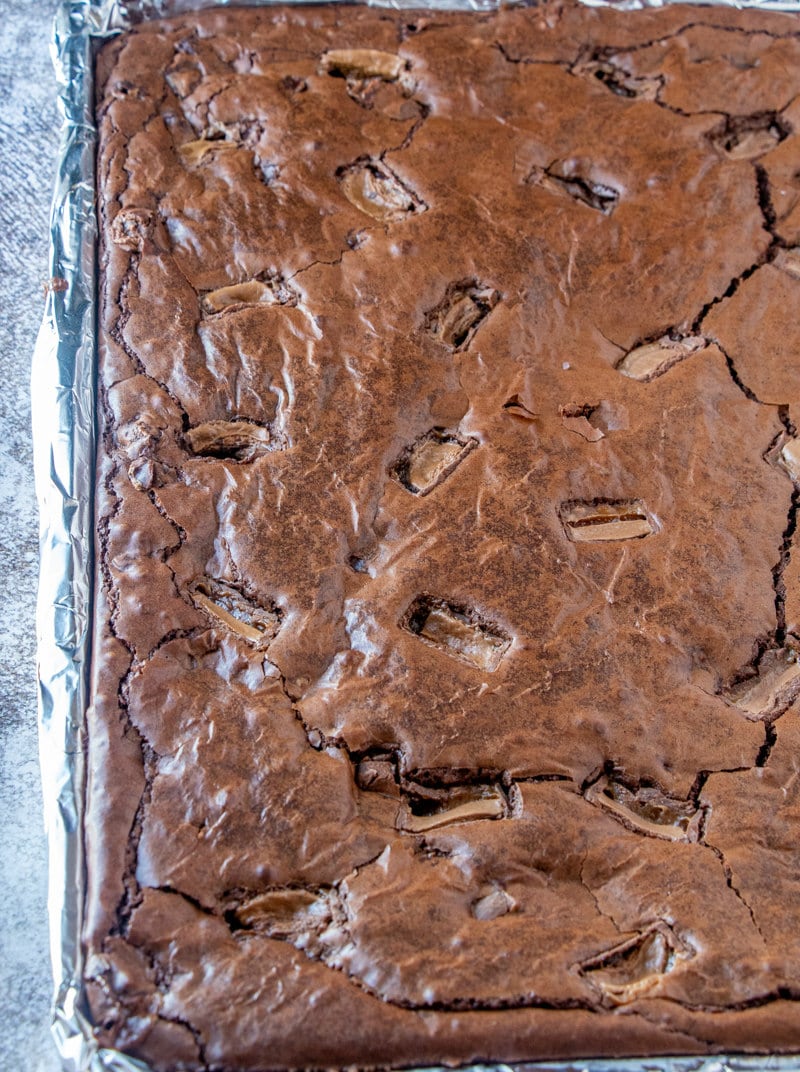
[33, 0, 800, 1070]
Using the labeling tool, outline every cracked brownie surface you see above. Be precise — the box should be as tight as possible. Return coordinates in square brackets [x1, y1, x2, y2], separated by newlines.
[89, 2, 800, 1067]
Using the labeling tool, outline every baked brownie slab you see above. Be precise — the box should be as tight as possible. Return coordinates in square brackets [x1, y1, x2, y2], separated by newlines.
[88, 3, 800, 1067]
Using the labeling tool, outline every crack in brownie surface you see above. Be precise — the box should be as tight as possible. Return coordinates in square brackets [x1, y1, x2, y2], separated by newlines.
[88, 2, 800, 1067]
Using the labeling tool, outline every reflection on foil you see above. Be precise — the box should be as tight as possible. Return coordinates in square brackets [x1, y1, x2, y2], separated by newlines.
[34, 0, 800, 1070]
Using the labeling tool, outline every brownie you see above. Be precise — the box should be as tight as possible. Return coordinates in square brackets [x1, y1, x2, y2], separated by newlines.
[88, 2, 800, 1068]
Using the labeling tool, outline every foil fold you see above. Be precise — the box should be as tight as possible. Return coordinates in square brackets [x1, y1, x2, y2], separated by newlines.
[33, 1, 800, 1070]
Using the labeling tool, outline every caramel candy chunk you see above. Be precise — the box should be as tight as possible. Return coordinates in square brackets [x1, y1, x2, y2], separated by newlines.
[403, 596, 511, 672]
[617, 335, 707, 382]
[471, 887, 516, 921]
[585, 775, 703, 842]
[184, 420, 275, 462]
[232, 888, 332, 939]
[425, 280, 500, 350]
[178, 138, 239, 165]
[397, 783, 508, 832]
[502, 394, 537, 421]
[560, 500, 655, 542]
[201, 276, 298, 314]
[110, 208, 154, 252]
[580, 925, 682, 1006]
[127, 457, 156, 492]
[392, 429, 476, 495]
[530, 164, 619, 215]
[781, 438, 800, 481]
[709, 114, 788, 160]
[189, 578, 281, 648]
[338, 158, 425, 222]
[725, 647, 800, 720]
[321, 49, 407, 83]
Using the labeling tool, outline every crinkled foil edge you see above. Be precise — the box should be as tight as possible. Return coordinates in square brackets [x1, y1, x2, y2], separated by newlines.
[33, 0, 800, 1069]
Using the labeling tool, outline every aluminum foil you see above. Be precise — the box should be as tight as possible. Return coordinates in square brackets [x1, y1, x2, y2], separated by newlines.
[33, 0, 800, 1069]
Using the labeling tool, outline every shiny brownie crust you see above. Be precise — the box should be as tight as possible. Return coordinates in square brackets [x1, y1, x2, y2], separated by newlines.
[89, 3, 800, 1067]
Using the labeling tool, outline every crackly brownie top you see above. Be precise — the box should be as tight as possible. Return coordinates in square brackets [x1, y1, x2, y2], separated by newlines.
[87, 3, 800, 1069]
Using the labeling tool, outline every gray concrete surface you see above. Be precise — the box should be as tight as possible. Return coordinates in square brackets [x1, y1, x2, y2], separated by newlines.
[0, 0, 68, 1068]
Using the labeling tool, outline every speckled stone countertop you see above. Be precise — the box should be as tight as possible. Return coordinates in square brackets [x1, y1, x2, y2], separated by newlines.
[0, 0, 64, 1067]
